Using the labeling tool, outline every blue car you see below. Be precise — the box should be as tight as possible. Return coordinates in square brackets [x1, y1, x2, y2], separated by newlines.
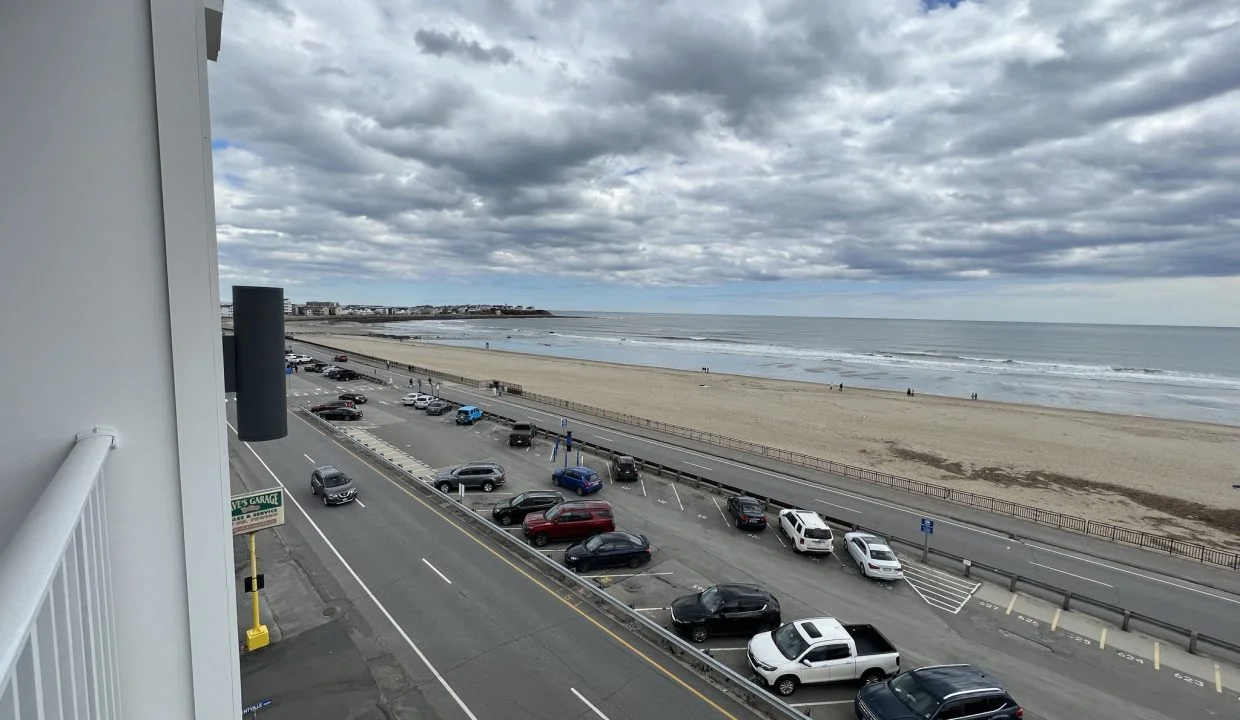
[552, 466, 603, 496]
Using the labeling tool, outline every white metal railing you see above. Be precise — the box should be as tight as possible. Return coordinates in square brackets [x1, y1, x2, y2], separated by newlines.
[0, 427, 121, 719]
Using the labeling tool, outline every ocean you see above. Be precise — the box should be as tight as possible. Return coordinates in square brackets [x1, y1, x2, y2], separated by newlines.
[378, 312, 1240, 427]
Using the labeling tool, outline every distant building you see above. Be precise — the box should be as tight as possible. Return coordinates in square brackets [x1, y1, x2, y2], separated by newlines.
[283, 298, 293, 315]
[220, 303, 233, 317]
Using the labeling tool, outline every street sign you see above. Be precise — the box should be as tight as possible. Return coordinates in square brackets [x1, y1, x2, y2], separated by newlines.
[243, 699, 272, 715]
[920, 518, 934, 534]
[231, 488, 286, 535]
[560, 417, 568, 429]
[919, 518, 934, 562]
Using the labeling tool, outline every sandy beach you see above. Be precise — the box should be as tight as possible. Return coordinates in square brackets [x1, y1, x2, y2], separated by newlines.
[297, 329, 1240, 548]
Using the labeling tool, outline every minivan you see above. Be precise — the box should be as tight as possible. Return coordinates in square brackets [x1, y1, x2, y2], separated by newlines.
[522, 499, 614, 547]
[455, 406, 483, 425]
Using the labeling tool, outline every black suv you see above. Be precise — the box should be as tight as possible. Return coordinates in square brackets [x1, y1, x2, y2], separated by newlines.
[610, 455, 640, 481]
[856, 664, 1022, 720]
[326, 368, 359, 381]
[670, 583, 781, 643]
[433, 462, 506, 493]
[492, 490, 564, 526]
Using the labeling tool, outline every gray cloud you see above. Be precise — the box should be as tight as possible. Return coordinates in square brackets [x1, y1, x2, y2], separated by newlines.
[413, 28, 515, 65]
[209, 0, 1240, 293]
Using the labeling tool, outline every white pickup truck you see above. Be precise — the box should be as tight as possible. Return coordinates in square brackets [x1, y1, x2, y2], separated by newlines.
[746, 616, 900, 696]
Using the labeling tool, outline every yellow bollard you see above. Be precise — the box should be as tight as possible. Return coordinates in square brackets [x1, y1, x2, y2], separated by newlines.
[245, 532, 270, 651]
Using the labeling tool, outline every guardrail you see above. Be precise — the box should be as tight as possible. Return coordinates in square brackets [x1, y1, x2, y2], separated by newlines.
[297, 407, 809, 720]
[471, 412, 1240, 662]
[289, 336, 1239, 571]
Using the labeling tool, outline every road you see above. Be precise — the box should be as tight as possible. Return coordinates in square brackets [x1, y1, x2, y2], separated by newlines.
[409, 379, 1240, 654]
[272, 360, 1235, 720]
[226, 399, 765, 720]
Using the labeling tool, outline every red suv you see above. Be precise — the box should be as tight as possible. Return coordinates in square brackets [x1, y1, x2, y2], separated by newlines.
[522, 500, 614, 547]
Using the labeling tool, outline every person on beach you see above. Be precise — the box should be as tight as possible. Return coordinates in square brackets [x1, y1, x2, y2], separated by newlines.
[838, 383, 844, 392]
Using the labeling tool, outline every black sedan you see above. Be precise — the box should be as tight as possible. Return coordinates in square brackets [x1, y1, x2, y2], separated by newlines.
[425, 400, 451, 415]
[317, 406, 363, 421]
[491, 490, 564, 526]
[670, 583, 781, 643]
[726, 495, 768, 530]
[338, 392, 367, 404]
[564, 531, 651, 573]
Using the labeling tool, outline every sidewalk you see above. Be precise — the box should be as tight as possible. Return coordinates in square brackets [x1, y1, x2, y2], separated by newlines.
[231, 467, 393, 719]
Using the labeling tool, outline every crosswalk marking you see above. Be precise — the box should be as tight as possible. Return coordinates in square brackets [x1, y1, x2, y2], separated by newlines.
[901, 559, 980, 614]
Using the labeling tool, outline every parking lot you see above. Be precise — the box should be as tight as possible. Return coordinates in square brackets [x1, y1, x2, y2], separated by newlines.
[281, 364, 1236, 720]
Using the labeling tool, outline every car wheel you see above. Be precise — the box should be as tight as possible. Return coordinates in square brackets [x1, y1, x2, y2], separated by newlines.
[775, 676, 798, 697]
[627, 556, 642, 569]
[735, 516, 742, 528]
[551, 475, 560, 486]
[437, 481, 451, 493]
[532, 533, 549, 547]
[576, 560, 592, 573]
[860, 669, 885, 686]
[690, 625, 709, 643]
[575, 487, 585, 497]
[311, 483, 316, 495]
[321, 493, 329, 507]
[482, 481, 495, 493]
[499, 514, 513, 526]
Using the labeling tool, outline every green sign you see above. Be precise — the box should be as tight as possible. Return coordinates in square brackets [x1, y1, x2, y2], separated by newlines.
[231, 488, 286, 535]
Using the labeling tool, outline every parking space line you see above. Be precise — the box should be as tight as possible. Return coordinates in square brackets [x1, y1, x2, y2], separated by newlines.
[1005, 594, 1018, 615]
[670, 483, 684, 511]
[788, 700, 853, 708]
[711, 497, 729, 527]
[705, 647, 746, 652]
[1154, 642, 1160, 670]
[640, 478, 647, 497]
[634, 607, 668, 612]
[582, 572, 674, 579]
[304, 453, 315, 463]
[571, 688, 611, 719]
[355, 500, 367, 509]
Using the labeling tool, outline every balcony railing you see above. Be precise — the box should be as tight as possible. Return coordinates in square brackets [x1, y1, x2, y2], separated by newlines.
[0, 427, 121, 719]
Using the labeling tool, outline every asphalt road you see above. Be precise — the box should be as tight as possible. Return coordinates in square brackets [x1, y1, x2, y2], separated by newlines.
[273, 362, 1235, 720]
[407, 380, 1240, 654]
[226, 399, 765, 720]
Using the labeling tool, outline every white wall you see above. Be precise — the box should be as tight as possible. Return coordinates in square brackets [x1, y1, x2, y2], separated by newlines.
[0, 1, 239, 717]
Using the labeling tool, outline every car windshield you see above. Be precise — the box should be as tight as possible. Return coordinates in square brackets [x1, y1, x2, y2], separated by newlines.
[511, 493, 528, 505]
[871, 548, 897, 561]
[584, 535, 604, 552]
[324, 473, 349, 488]
[888, 673, 940, 719]
[700, 586, 724, 614]
[544, 504, 564, 521]
[772, 623, 810, 660]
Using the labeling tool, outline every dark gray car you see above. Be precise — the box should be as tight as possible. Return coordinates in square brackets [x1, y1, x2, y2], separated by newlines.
[310, 465, 357, 506]
[434, 462, 506, 493]
[492, 490, 564, 526]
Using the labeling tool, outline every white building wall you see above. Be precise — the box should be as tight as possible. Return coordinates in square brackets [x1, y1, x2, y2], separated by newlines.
[0, 1, 239, 718]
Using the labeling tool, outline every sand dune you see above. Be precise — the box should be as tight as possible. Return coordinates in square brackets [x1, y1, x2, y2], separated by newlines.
[300, 331, 1240, 548]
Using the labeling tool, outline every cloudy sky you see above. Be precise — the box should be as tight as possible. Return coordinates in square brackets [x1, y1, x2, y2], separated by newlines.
[209, 0, 1240, 326]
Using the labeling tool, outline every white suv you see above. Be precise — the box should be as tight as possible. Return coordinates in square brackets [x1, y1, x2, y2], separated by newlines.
[402, 393, 431, 407]
[778, 509, 834, 555]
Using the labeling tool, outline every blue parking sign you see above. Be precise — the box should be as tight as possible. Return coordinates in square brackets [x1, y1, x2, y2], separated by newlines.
[921, 518, 934, 534]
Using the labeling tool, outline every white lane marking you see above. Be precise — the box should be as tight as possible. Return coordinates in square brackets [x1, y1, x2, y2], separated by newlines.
[633, 607, 668, 612]
[596, 436, 614, 442]
[670, 482, 685, 511]
[639, 478, 647, 497]
[684, 461, 712, 471]
[1029, 561, 1113, 588]
[1025, 542, 1240, 605]
[789, 700, 854, 708]
[226, 422, 479, 720]
[581, 572, 674, 579]
[815, 499, 862, 514]
[423, 558, 453, 585]
[355, 499, 367, 508]
[704, 646, 747, 652]
[571, 688, 611, 719]
[711, 497, 730, 527]
[304, 453, 315, 463]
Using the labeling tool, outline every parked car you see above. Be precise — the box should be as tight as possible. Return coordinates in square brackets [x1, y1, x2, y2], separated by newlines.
[310, 465, 357, 506]
[778, 509, 834, 555]
[316, 406, 363, 421]
[455, 406, 483, 425]
[304, 362, 328, 373]
[333, 354, 348, 362]
[844, 532, 904, 581]
[326, 369, 359, 381]
[522, 499, 614, 547]
[287, 354, 313, 364]
[855, 664, 1023, 720]
[726, 495, 767, 531]
[670, 584, 781, 643]
[552, 466, 603, 496]
[433, 462, 506, 493]
[564, 531, 651, 572]
[610, 455, 640, 482]
[508, 422, 536, 447]
[413, 396, 433, 410]
[747, 617, 900, 696]
[311, 399, 355, 413]
[338, 392, 367, 405]
[491, 490, 564, 526]
[400, 393, 424, 406]
[425, 400, 451, 415]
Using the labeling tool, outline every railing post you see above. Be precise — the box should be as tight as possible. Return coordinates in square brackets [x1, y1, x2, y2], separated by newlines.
[1188, 631, 1199, 655]
[1121, 610, 1132, 631]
